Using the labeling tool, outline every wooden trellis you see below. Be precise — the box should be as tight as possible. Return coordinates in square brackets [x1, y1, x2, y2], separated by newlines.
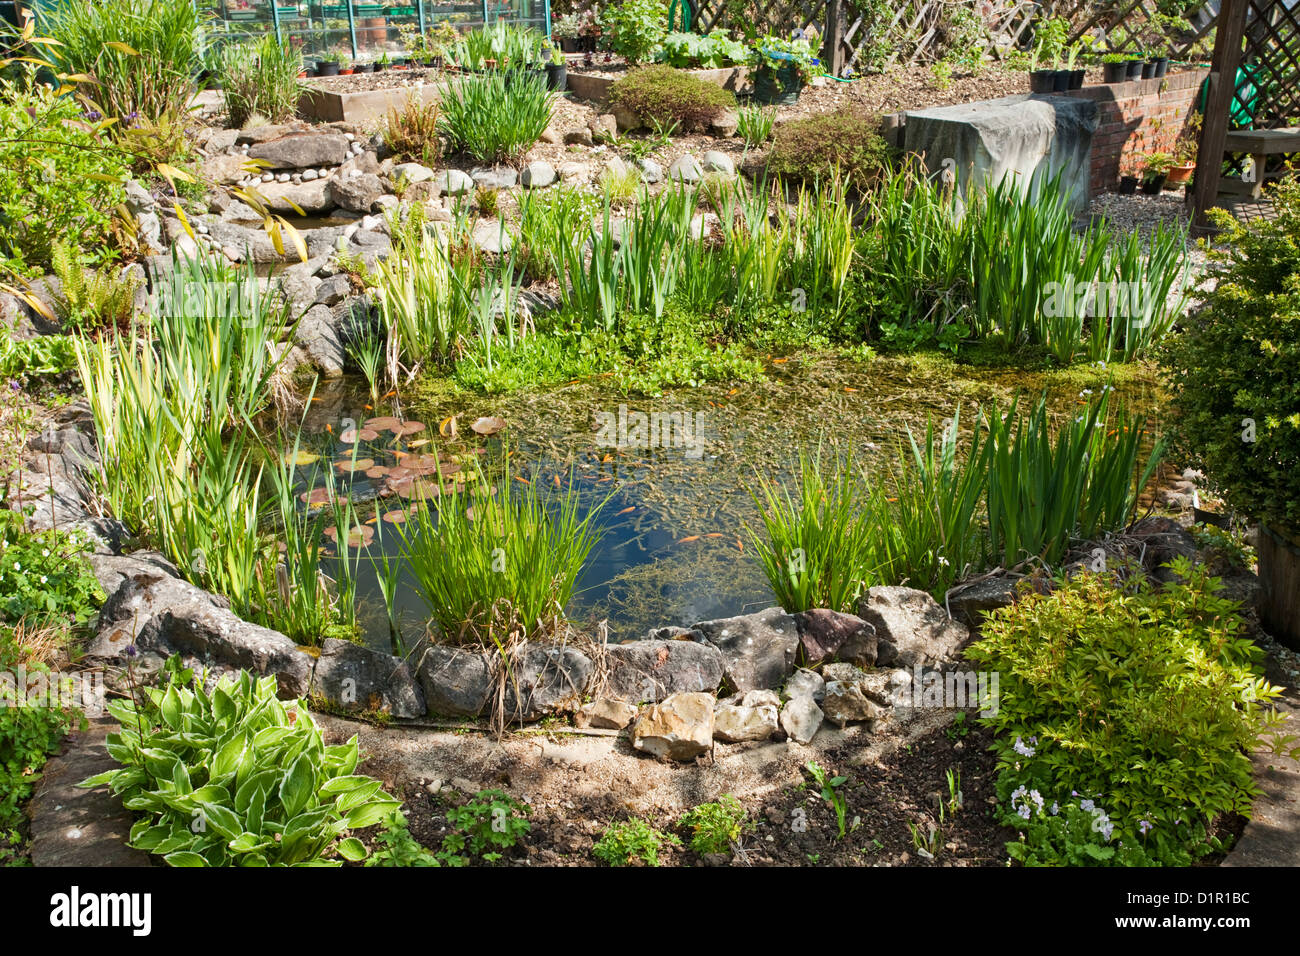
[687, 0, 1223, 74]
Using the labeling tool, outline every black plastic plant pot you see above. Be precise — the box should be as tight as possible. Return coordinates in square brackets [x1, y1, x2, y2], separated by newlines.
[1029, 69, 1055, 93]
[546, 61, 567, 91]
[374, 62, 386, 72]
[1103, 61, 1127, 83]
[1119, 175, 1138, 194]
[1126, 59, 1144, 79]
[753, 62, 802, 105]
[1141, 60, 1156, 79]
[1153, 56, 1170, 78]
[1052, 69, 1071, 92]
[1069, 68, 1085, 89]
[1141, 173, 1167, 194]
[317, 62, 340, 77]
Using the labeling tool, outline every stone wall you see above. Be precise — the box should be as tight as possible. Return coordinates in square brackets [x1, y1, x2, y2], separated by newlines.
[1057, 68, 1209, 196]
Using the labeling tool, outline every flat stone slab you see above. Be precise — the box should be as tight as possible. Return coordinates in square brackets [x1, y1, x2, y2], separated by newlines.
[298, 80, 444, 125]
[28, 719, 150, 867]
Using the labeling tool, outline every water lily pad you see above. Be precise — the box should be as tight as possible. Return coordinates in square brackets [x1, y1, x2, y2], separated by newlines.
[284, 450, 320, 466]
[299, 487, 336, 506]
[471, 415, 506, 435]
[365, 416, 401, 432]
[365, 465, 391, 479]
[394, 421, 427, 437]
[335, 457, 376, 473]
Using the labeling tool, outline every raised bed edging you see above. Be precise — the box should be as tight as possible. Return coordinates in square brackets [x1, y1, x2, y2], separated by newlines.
[298, 79, 445, 125]
[545, 65, 752, 107]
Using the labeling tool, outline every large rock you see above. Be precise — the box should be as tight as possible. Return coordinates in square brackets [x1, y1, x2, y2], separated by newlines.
[1129, 515, 1199, 582]
[392, 162, 435, 184]
[782, 667, 825, 703]
[948, 573, 1023, 628]
[668, 155, 704, 183]
[713, 701, 779, 742]
[248, 132, 351, 170]
[87, 570, 312, 699]
[521, 161, 557, 189]
[309, 639, 425, 718]
[855, 586, 971, 668]
[471, 219, 513, 254]
[631, 692, 714, 760]
[470, 166, 517, 189]
[438, 169, 475, 196]
[780, 695, 823, 745]
[821, 680, 887, 728]
[581, 698, 638, 730]
[693, 607, 799, 693]
[501, 644, 593, 721]
[86, 551, 180, 599]
[295, 304, 345, 375]
[255, 178, 335, 215]
[202, 154, 250, 185]
[414, 644, 492, 717]
[794, 609, 877, 667]
[701, 150, 735, 176]
[329, 172, 386, 213]
[605, 639, 724, 703]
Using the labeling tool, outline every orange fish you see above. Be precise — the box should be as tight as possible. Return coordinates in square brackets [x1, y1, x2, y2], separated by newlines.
[678, 535, 700, 543]
[616, 506, 635, 515]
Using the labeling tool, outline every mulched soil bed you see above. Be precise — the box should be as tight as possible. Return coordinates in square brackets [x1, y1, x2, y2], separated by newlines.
[361, 718, 1015, 867]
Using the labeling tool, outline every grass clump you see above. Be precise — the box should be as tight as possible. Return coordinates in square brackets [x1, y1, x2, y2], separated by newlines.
[766, 109, 891, 192]
[607, 65, 736, 133]
[217, 34, 303, 130]
[438, 70, 554, 164]
[383, 95, 442, 168]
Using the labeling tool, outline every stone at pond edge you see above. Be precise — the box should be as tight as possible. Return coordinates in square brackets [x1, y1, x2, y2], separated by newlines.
[605, 639, 724, 704]
[692, 607, 800, 694]
[855, 586, 971, 669]
[632, 692, 715, 760]
[794, 608, 877, 667]
[329, 172, 386, 213]
[414, 643, 492, 717]
[501, 644, 593, 721]
[309, 638, 425, 719]
[780, 694, 823, 745]
[248, 132, 351, 170]
[714, 702, 779, 742]
[581, 698, 638, 730]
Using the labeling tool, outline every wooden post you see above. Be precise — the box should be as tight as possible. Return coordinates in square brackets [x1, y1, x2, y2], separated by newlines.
[824, 0, 845, 78]
[1190, 0, 1250, 233]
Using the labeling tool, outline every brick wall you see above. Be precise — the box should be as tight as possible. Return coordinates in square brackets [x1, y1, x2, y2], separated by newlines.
[1058, 68, 1209, 196]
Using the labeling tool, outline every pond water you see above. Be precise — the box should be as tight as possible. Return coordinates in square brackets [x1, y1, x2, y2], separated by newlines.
[279, 352, 1165, 653]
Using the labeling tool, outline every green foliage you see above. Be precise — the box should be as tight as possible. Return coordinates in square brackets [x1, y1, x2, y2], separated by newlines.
[0, 667, 73, 846]
[438, 70, 554, 164]
[80, 661, 401, 866]
[438, 789, 531, 865]
[593, 817, 680, 866]
[656, 29, 748, 68]
[967, 562, 1282, 864]
[0, 334, 79, 381]
[383, 94, 442, 168]
[1004, 797, 1223, 866]
[35, 0, 201, 124]
[679, 795, 747, 854]
[50, 242, 139, 332]
[600, 0, 669, 64]
[365, 812, 440, 866]
[607, 64, 736, 133]
[0, 513, 104, 629]
[766, 110, 890, 192]
[218, 34, 303, 130]
[805, 759, 849, 838]
[393, 455, 606, 647]
[752, 32, 819, 82]
[1161, 177, 1300, 535]
[0, 80, 129, 275]
[736, 104, 776, 147]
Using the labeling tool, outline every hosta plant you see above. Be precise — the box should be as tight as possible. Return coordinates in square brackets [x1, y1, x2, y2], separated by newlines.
[80, 660, 401, 866]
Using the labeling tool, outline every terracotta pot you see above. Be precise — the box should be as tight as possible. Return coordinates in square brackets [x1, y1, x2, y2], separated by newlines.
[1166, 163, 1195, 185]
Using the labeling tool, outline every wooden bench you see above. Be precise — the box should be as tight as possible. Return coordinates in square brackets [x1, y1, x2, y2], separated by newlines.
[1220, 128, 1300, 199]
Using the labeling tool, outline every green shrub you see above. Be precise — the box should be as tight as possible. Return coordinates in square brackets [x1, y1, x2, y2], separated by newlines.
[593, 817, 680, 866]
[438, 789, 531, 865]
[0, 81, 129, 275]
[218, 34, 303, 130]
[0, 513, 104, 629]
[600, 0, 668, 64]
[1161, 177, 1300, 537]
[967, 560, 1282, 865]
[35, 0, 201, 124]
[81, 660, 401, 866]
[766, 110, 891, 191]
[679, 795, 748, 854]
[606, 65, 736, 133]
[438, 70, 554, 164]
[657, 29, 748, 68]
